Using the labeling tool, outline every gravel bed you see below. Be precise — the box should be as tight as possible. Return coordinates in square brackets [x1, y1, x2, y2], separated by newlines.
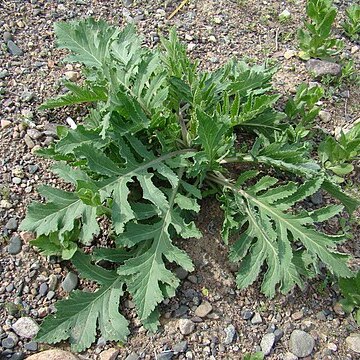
[0, 0, 359, 359]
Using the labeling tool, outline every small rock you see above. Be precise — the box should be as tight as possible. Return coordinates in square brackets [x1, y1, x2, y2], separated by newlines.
[223, 324, 236, 344]
[175, 267, 188, 280]
[12, 177, 22, 185]
[27, 129, 42, 140]
[62, 272, 78, 292]
[39, 283, 48, 297]
[327, 342, 337, 352]
[310, 191, 323, 205]
[178, 319, 195, 335]
[284, 50, 296, 59]
[99, 348, 119, 360]
[6, 283, 14, 292]
[251, 312, 262, 325]
[346, 334, 360, 354]
[48, 274, 58, 291]
[5, 217, 18, 230]
[292, 310, 304, 321]
[7, 40, 23, 56]
[173, 340, 188, 353]
[125, 353, 140, 360]
[241, 309, 254, 320]
[261, 333, 275, 355]
[289, 329, 315, 358]
[12, 317, 39, 339]
[26, 349, 79, 360]
[306, 59, 341, 78]
[351, 46, 359, 54]
[123, 0, 133, 7]
[194, 301, 213, 317]
[1, 119, 11, 128]
[10, 351, 25, 360]
[64, 71, 79, 82]
[3, 31, 13, 42]
[187, 43, 196, 51]
[283, 352, 298, 360]
[318, 110, 331, 123]
[8, 235, 22, 255]
[1, 333, 18, 349]
[274, 328, 284, 342]
[156, 351, 174, 360]
[333, 302, 345, 315]
[24, 134, 35, 149]
[47, 290, 55, 300]
[21, 90, 35, 102]
[24, 341, 38, 351]
[214, 17, 222, 24]
[316, 311, 327, 321]
[208, 35, 217, 43]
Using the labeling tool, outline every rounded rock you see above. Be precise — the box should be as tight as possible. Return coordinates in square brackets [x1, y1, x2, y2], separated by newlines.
[8, 235, 22, 255]
[346, 334, 360, 354]
[194, 301, 213, 318]
[61, 272, 78, 292]
[178, 319, 195, 335]
[12, 317, 39, 339]
[261, 333, 275, 355]
[289, 329, 315, 358]
[5, 217, 18, 230]
[26, 349, 79, 360]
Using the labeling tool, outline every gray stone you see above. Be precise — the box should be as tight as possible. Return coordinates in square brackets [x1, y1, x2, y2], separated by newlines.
[261, 333, 275, 355]
[289, 329, 315, 358]
[173, 340, 188, 353]
[3, 31, 13, 42]
[178, 319, 195, 335]
[12, 317, 39, 338]
[188, 275, 197, 284]
[241, 309, 254, 320]
[311, 191, 323, 205]
[251, 312, 263, 325]
[12, 177, 22, 185]
[39, 283, 48, 297]
[27, 129, 42, 140]
[156, 351, 174, 360]
[318, 110, 331, 123]
[5, 218, 18, 230]
[194, 301, 212, 317]
[21, 90, 35, 102]
[8, 235, 22, 255]
[10, 352, 25, 360]
[7, 40, 23, 56]
[346, 334, 360, 354]
[26, 349, 79, 360]
[274, 328, 284, 342]
[123, 0, 133, 6]
[1, 333, 18, 348]
[174, 305, 189, 317]
[48, 274, 58, 291]
[24, 134, 35, 149]
[6, 283, 14, 292]
[125, 353, 140, 360]
[223, 324, 236, 344]
[24, 341, 38, 351]
[47, 290, 55, 300]
[283, 352, 298, 360]
[99, 348, 119, 360]
[306, 59, 341, 78]
[175, 267, 188, 280]
[62, 272, 78, 292]
[28, 165, 39, 174]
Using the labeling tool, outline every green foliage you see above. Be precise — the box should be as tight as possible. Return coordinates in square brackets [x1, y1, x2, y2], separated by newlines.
[243, 352, 264, 360]
[297, 0, 344, 59]
[342, 5, 360, 41]
[339, 271, 360, 324]
[319, 122, 360, 177]
[21, 18, 358, 351]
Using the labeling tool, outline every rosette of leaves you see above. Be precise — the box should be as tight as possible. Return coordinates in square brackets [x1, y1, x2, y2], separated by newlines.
[342, 5, 360, 41]
[20, 18, 358, 351]
[297, 0, 344, 59]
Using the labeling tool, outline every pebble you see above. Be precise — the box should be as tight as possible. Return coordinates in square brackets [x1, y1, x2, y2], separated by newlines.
[283, 352, 298, 360]
[292, 310, 304, 321]
[39, 283, 48, 297]
[7, 40, 23, 56]
[47, 290, 55, 300]
[1, 119, 12, 128]
[28, 165, 39, 174]
[48, 274, 58, 291]
[241, 309, 254, 320]
[318, 110, 331, 123]
[289, 329, 315, 358]
[351, 45, 359, 54]
[178, 319, 195, 335]
[175, 267, 188, 280]
[6, 283, 14, 292]
[156, 351, 174, 360]
[1, 333, 19, 349]
[284, 50, 296, 59]
[333, 302, 345, 315]
[5, 217, 18, 230]
[261, 333, 275, 355]
[99, 348, 119, 360]
[274, 328, 284, 342]
[24, 341, 38, 351]
[64, 71, 79, 81]
[26, 349, 79, 360]
[8, 235, 22, 255]
[12, 317, 39, 338]
[27, 129, 42, 140]
[9, 352, 25, 360]
[62, 272, 78, 292]
[223, 324, 236, 344]
[24, 134, 35, 149]
[3, 31, 13, 42]
[188, 275, 197, 284]
[21, 90, 35, 102]
[346, 334, 360, 354]
[251, 312, 262, 325]
[12, 177, 22, 185]
[125, 353, 140, 360]
[173, 340, 188, 353]
[194, 301, 213, 317]
[306, 59, 342, 78]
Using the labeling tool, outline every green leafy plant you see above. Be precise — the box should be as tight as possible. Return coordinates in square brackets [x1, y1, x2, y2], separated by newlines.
[319, 122, 360, 177]
[20, 18, 358, 351]
[342, 5, 360, 41]
[244, 352, 264, 360]
[339, 271, 360, 324]
[297, 0, 344, 59]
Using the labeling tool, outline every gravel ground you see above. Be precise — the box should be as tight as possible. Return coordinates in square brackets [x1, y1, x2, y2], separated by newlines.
[0, 0, 360, 359]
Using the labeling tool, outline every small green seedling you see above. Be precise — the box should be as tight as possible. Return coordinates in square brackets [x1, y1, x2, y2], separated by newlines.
[342, 5, 360, 41]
